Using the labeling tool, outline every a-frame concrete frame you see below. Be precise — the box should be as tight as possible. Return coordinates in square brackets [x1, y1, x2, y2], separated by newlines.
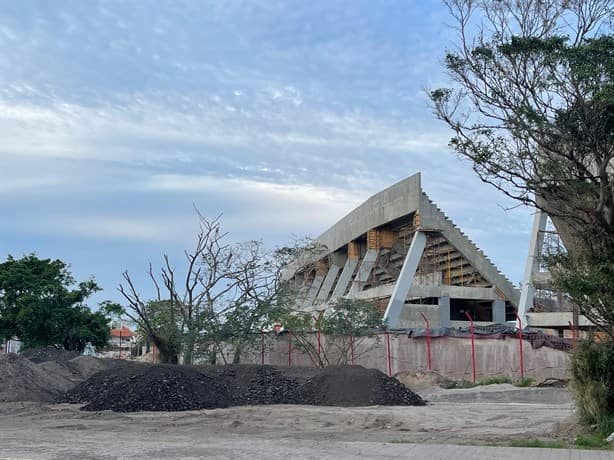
[283, 173, 520, 322]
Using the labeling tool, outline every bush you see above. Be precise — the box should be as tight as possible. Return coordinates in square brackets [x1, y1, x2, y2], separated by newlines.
[570, 340, 614, 435]
[514, 377, 536, 387]
[478, 375, 512, 385]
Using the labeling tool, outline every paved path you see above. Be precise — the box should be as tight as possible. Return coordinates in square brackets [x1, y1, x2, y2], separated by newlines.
[5, 437, 613, 459]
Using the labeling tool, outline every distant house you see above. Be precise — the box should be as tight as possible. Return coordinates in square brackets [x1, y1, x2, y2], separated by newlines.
[1, 337, 22, 354]
[109, 325, 136, 358]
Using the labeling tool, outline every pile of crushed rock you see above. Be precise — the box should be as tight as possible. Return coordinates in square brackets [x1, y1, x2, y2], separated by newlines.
[62, 363, 425, 412]
[0, 347, 425, 411]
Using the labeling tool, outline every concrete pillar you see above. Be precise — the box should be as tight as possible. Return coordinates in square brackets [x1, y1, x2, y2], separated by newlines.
[330, 258, 358, 299]
[316, 264, 341, 302]
[439, 296, 451, 328]
[383, 231, 427, 328]
[348, 249, 379, 297]
[493, 299, 506, 324]
[518, 210, 548, 325]
[303, 273, 325, 309]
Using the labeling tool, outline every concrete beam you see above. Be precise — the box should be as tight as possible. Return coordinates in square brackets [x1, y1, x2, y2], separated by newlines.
[352, 283, 499, 302]
[383, 231, 427, 328]
[348, 249, 379, 297]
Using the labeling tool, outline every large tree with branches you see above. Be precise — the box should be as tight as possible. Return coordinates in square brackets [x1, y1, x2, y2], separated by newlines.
[430, 0, 613, 335]
[430, 0, 612, 248]
[117, 213, 286, 364]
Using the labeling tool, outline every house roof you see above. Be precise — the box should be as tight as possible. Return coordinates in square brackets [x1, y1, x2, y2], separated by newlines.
[110, 326, 135, 337]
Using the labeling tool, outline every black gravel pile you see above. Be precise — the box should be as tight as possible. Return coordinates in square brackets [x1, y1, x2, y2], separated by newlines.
[21, 346, 81, 364]
[302, 365, 425, 407]
[60, 363, 424, 412]
[62, 363, 235, 412]
[238, 367, 304, 405]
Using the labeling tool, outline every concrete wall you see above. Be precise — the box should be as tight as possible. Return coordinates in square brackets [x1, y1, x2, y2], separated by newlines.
[233, 332, 570, 382]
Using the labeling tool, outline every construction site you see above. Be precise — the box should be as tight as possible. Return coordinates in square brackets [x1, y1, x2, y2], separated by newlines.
[0, 173, 605, 459]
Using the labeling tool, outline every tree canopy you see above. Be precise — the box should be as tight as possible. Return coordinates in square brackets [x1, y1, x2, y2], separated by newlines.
[430, 0, 614, 336]
[430, 0, 613, 253]
[0, 254, 110, 351]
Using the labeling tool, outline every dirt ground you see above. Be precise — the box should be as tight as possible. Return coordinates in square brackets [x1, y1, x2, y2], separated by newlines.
[0, 385, 578, 460]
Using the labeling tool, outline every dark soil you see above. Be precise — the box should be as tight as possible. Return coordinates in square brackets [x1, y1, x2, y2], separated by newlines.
[60, 363, 424, 412]
[63, 363, 234, 412]
[302, 365, 425, 406]
[20, 346, 81, 364]
[212, 365, 306, 405]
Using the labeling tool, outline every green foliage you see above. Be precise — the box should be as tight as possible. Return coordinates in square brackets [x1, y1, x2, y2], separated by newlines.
[440, 380, 477, 389]
[279, 298, 384, 367]
[570, 340, 614, 435]
[509, 439, 567, 449]
[574, 434, 611, 449]
[477, 375, 512, 385]
[0, 254, 109, 351]
[550, 253, 614, 338]
[514, 376, 536, 387]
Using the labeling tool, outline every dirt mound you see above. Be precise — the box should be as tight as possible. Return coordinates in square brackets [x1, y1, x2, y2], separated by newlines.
[36, 361, 82, 389]
[0, 353, 71, 402]
[20, 346, 81, 364]
[67, 355, 117, 379]
[395, 370, 452, 391]
[62, 363, 235, 412]
[302, 365, 425, 407]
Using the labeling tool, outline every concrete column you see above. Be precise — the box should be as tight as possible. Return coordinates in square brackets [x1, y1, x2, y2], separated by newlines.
[316, 264, 341, 303]
[439, 296, 451, 328]
[493, 299, 506, 324]
[330, 258, 358, 299]
[303, 273, 326, 309]
[348, 249, 379, 297]
[383, 231, 427, 328]
[518, 210, 548, 325]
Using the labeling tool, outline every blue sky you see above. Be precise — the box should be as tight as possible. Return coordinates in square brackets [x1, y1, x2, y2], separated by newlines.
[0, 1, 532, 306]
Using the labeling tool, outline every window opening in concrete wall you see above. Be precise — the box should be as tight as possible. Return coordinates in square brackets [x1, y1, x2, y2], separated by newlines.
[450, 299, 493, 322]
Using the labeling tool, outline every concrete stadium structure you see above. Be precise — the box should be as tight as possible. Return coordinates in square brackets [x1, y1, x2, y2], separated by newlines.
[285, 173, 521, 329]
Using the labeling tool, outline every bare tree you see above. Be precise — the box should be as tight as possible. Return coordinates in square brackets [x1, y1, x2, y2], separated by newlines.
[118, 212, 288, 364]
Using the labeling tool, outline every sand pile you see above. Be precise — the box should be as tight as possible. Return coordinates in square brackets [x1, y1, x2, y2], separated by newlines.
[0, 354, 72, 402]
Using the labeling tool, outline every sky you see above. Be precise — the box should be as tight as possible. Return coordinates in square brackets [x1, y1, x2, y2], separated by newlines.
[0, 0, 533, 307]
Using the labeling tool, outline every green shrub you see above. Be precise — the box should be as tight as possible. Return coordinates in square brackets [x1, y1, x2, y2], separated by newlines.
[514, 377, 536, 387]
[478, 375, 512, 385]
[509, 439, 567, 449]
[574, 434, 610, 449]
[569, 340, 614, 435]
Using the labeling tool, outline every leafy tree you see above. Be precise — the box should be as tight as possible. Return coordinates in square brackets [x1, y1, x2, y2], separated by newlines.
[430, 0, 612, 244]
[430, 0, 614, 335]
[278, 298, 384, 367]
[0, 254, 109, 351]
